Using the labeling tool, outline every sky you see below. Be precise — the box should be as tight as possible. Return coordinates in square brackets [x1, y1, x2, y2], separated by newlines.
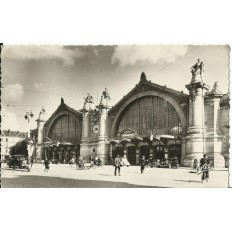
[1, 45, 230, 132]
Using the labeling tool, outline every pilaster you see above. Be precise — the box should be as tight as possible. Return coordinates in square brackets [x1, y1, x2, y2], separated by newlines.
[182, 60, 210, 167]
[96, 98, 111, 164]
[204, 82, 224, 168]
[80, 104, 92, 160]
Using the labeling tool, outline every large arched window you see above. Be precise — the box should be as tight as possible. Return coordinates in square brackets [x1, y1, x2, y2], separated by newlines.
[48, 114, 81, 144]
[116, 96, 181, 137]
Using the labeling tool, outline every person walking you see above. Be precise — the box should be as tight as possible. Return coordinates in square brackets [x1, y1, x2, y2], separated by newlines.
[114, 155, 122, 176]
[140, 156, 146, 173]
[199, 154, 210, 183]
[44, 158, 50, 172]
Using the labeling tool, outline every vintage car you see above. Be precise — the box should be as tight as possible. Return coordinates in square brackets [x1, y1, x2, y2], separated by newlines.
[157, 158, 180, 169]
[7, 155, 31, 172]
[120, 155, 130, 167]
[157, 159, 171, 168]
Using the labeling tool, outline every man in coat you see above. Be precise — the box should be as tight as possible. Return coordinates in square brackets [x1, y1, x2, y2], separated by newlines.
[200, 154, 210, 182]
[114, 154, 122, 176]
[140, 156, 146, 173]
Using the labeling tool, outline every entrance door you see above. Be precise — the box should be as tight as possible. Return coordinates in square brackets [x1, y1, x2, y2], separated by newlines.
[168, 144, 181, 163]
[113, 146, 124, 159]
[140, 146, 150, 160]
[127, 146, 136, 165]
[153, 145, 165, 160]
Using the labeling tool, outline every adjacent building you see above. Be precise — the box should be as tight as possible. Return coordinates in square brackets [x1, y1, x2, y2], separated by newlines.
[1, 130, 27, 160]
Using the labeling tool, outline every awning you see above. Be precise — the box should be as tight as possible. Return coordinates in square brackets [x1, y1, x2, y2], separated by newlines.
[155, 135, 175, 140]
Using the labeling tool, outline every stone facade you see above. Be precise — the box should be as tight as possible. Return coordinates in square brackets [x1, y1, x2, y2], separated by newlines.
[33, 65, 229, 168]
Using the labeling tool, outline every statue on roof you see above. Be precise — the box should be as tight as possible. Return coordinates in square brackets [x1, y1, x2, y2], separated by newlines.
[83, 93, 93, 110]
[100, 88, 111, 104]
[191, 59, 204, 75]
[38, 106, 46, 121]
[85, 93, 93, 103]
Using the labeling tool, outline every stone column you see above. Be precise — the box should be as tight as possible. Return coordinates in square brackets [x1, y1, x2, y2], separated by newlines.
[36, 120, 45, 162]
[109, 143, 113, 161]
[182, 60, 210, 166]
[80, 107, 91, 160]
[136, 148, 140, 165]
[95, 94, 112, 164]
[204, 82, 224, 168]
[96, 105, 110, 164]
[219, 94, 229, 168]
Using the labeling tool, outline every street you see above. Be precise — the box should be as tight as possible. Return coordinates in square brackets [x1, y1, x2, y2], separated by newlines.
[1, 163, 229, 188]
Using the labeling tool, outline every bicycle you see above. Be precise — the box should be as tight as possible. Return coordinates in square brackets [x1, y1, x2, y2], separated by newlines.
[75, 162, 86, 170]
[88, 161, 103, 169]
[197, 163, 212, 183]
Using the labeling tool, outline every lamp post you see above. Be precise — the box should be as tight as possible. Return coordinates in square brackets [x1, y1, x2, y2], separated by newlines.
[25, 110, 34, 164]
[24, 110, 34, 139]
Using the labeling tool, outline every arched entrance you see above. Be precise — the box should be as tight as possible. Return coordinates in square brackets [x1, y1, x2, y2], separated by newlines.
[153, 145, 165, 160]
[113, 145, 124, 159]
[168, 143, 181, 163]
[111, 91, 187, 138]
[127, 146, 136, 165]
[140, 145, 150, 160]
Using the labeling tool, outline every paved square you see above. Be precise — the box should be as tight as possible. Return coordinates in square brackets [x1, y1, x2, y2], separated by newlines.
[1, 163, 229, 188]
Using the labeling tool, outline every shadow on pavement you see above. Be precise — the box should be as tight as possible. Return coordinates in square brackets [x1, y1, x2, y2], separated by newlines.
[1, 167, 30, 172]
[173, 179, 201, 183]
[1, 175, 166, 188]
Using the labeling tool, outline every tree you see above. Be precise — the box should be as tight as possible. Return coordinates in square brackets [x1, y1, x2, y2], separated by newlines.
[10, 139, 28, 156]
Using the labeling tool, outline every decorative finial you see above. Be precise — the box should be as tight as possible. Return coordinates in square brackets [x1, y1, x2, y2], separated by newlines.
[61, 97, 64, 105]
[212, 82, 221, 94]
[140, 72, 146, 81]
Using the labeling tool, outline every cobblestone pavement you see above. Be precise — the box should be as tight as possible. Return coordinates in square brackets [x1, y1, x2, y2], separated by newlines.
[1, 163, 229, 188]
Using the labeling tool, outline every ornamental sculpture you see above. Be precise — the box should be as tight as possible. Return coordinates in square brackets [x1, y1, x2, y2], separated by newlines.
[38, 106, 46, 121]
[100, 88, 111, 105]
[191, 59, 204, 75]
[210, 82, 222, 95]
[83, 92, 93, 110]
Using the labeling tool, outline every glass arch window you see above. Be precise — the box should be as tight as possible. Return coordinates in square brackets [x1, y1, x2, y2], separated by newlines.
[116, 96, 181, 137]
[48, 114, 81, 144]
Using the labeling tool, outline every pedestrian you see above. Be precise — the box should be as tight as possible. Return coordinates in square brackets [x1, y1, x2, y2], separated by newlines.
[140, 156, 146, 173]
[173, 156, 179, 168]
[199, 154, 210, 183]
[30, 156, 34, 168]
[193, 159, 199, 170]
[98, 156, 103, 166]
[44, 158, 50, 172]
[114, 154, 122, 176]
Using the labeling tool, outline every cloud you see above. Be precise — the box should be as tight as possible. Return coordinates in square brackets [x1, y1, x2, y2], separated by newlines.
[34, 82, 43, 91]
[112, 45, 189, 66]
[2, 45, 84, 66]
[3, 83, 24, 102]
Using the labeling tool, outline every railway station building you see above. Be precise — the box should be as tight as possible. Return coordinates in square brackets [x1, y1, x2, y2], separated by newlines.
[33, 61, 229, 168]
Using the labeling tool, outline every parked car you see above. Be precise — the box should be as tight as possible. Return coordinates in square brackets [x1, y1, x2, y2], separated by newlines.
[157, 158, 180, 169]
[120, 155, 130, 167]
[7, 155, 31, 172]
[157, 159, 171, 168]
